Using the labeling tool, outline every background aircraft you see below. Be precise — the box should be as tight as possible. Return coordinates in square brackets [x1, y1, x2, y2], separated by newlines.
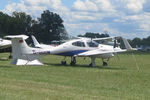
[0, 37, 11, 50]
[31, 35, 54, 49]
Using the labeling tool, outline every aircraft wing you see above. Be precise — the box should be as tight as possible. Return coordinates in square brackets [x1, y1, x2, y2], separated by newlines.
[76, 48, 127, 57]
[77, 36, 119, 41]
[5, 35, 29, 40]
[92, 37, 114, 41]
[0, 44, 11, 50]
[76, 49, 112, 56]
[0, 39, 11, 50]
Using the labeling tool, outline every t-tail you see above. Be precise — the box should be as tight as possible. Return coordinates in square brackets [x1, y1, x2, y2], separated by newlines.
[31, 35, 40, 47]
[5, 35, 46, 65]
[121, 37, 137, 51]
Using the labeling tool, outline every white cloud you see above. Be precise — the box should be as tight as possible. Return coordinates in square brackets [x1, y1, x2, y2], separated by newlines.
[2, 0, 150, 39]
[94, 0, 115, 12]
[24, 0, 50, 6]
[72, 0, 115, 12]
[72, 0, 87, 11]
[3, 0, 48, 16]
[72, 0, 98, 12]
[125, 0, 146, 13]
[139, 24, 150, 31]
[3, 0, 69, 16]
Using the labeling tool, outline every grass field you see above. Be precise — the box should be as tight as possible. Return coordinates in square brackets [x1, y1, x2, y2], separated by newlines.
[0, 52, 150, 100]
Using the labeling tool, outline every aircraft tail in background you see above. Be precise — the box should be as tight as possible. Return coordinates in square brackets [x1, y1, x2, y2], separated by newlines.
[31, 35, 40, 47]
[121, 37, 137, 51]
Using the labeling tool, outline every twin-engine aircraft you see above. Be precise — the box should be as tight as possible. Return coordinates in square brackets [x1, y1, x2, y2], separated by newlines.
[5, 35, 135, 66]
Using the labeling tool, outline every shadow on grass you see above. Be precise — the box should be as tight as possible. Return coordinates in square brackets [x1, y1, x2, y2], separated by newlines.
[44, 63, 126, 70]
[0, 65, 12, 68]
[0, 58, 9, 61]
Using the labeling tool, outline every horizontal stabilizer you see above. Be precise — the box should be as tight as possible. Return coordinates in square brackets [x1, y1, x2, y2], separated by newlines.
[11, 59, 43, 65]
[5, 35, 29, 40]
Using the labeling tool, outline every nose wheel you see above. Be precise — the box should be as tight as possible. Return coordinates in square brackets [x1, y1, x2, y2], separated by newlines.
[70, 56, 76, 65]
[61, 56, 67, 65]
[61, 61, 67, 65]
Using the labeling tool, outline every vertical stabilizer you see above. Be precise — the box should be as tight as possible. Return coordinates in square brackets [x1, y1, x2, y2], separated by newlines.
[5, 35, 44, 65]
[122, 37, 135, 51]
[31, 35, 40, 47]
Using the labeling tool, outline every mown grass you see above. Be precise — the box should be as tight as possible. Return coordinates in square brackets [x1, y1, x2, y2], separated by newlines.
[0, 52, 150, 100]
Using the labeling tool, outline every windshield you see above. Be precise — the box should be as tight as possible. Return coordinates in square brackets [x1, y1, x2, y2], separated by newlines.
[72, 41, 85, 47]
[87, 41, 99, 47]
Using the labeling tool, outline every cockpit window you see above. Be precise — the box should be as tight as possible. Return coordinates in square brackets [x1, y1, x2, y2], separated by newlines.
[72, 41, 85, 47]
[87, 41, 99, 47]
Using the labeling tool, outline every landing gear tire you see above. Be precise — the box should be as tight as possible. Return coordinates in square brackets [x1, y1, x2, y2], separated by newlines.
[61, 61, 66, 65]
[9, 53, 12, 59]
[103, 61, 108, 66]
[89, 63, 92, 67]
[70, 61, 76, 66]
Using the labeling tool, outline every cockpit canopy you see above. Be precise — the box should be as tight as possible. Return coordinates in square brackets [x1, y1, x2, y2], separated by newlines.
[72, 41, 85, 47]
[87, 41, 99, 47]
[72, 40, 99, 47]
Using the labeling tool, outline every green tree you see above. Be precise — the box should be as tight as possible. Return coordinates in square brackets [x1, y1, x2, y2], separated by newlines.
[78, 32, 109, 38]
[130, 37, 141, 47]
[31, 10, 66, 43]
[0, 12, 12, 36]
[12, 11, 32, 35]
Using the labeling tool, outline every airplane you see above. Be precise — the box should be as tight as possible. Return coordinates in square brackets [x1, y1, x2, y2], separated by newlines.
[5, 34, 136, 66]
[0, 37, 11, 50]
[31, 35, 54, 49]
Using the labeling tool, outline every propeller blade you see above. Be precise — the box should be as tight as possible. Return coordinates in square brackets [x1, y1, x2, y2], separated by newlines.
[113, 37, 117, 48]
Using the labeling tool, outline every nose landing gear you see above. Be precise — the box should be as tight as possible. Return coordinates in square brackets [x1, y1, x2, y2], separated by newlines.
[61, 56, 67, 65]
[70, 56, 76, 65]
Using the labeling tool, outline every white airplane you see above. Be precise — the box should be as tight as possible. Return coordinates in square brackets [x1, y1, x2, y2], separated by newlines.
[0, 38, 11, 50]
[5, 35, 135, 66]
[31, 35, 54, 49]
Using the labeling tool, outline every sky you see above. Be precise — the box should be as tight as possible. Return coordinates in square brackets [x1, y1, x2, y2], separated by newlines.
[0, 0, 150, 39]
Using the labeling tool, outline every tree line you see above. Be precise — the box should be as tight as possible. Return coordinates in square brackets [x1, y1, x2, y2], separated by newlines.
[128, 36, 150, 47]
[78, 32, 109, 38]
[0, 10, 68, 44]
[0, 10, 149, 47]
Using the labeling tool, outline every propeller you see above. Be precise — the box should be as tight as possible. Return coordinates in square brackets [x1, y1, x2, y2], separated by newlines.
[113, 37, 120, 60]
[114, 37, 117, 48]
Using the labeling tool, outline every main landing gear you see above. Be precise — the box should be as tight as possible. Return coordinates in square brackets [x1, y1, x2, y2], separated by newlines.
[61, 57, 67, 65]
[61, 56, 76, 66]
[102, 58, 109, 66]
[89, 57, 96, 67]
